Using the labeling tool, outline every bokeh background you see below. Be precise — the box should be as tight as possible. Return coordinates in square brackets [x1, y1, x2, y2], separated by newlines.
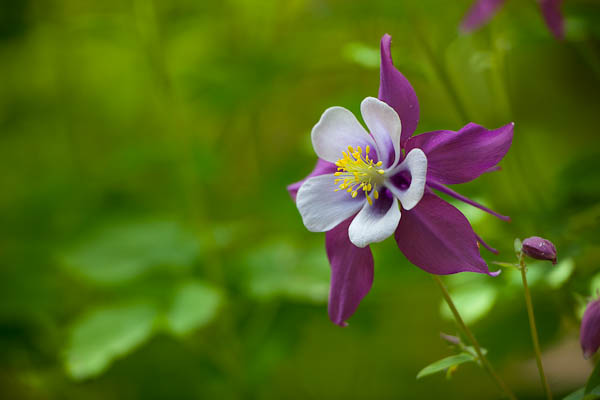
[2, 0, 600, 398]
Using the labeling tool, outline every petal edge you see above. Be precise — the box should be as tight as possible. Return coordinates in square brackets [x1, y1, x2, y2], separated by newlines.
[394, 192, 495, 276]
[326, 219, 374, 326]
[378, 34, 420, 145]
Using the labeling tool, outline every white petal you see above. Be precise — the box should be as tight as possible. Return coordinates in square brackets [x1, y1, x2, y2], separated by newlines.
[348, 194, 401, 248]
[296, 174, 364, 232]
[311, 106, 375, 163]
[385, 148, 427, 210]
[360, 97, 402, 169]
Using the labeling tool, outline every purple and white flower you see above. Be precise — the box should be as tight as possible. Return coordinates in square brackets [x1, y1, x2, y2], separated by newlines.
[461, 0, 565, 40]
[296, 96, 427, 249]
[288, 34, 514, 326]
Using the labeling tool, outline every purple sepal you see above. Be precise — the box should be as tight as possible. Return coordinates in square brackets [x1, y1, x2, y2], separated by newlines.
[539, 0, 565, 40]
[394, 192, 497, 276]
[326, 218, 374, 327]
[521, 236, 557, 265]
[461, 0, 507, 32]
[405, 122, 514, 185]
[287, 158, 337, 202]
[427, 180, 510, 222]
[475, 232, 499, 255]
[378, 34, 420, 146]
[581, 299, 600, 359]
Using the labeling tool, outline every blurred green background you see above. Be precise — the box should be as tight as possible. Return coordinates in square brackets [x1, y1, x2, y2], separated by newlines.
[1, 0, 600, 398]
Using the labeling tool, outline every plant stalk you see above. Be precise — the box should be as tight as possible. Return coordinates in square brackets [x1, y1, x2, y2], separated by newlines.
[433, 275, 517, 400]
[518, 256, 553, 400]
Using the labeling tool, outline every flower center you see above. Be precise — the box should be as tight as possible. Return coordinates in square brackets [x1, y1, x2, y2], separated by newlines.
[334, 145, 384, 206]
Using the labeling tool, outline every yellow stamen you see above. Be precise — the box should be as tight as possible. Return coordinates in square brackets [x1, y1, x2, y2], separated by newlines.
[333, 143, 385, 206]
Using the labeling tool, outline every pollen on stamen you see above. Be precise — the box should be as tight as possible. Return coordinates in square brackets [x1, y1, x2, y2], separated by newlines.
[333, 144, 385, 205]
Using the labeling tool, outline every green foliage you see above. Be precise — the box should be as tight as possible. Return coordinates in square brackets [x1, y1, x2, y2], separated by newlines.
[65, 279, 223, 380]
[586, 362, 600, 398]
[564, 361, 600, 400]
[564, 388, 586, 400]
[62, 220, 200, 284]
[1, 0, 600, 398]
[241, 239, 330, 303]
[65, 302, 159, 380]
[417, 353, 476, 379]
[514, 238, 523, 255]
[166, 281, 223, 336]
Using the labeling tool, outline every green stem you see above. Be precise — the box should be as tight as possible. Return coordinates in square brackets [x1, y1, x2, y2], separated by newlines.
[518, 256, 553, 400]
[433, 276, 517, 400]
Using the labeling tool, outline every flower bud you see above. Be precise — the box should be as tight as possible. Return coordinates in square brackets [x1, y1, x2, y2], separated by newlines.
[440, 332, 461, 345]
[581, 299, 600, 359]
[521, 236, 557, 265]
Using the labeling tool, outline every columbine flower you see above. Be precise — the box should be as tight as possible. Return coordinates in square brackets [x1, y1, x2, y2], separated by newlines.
[461, 0, 564, 40]
[521, 236, 557, 265]
[581, 298, 600, 359]
[287, 34, 513, 326]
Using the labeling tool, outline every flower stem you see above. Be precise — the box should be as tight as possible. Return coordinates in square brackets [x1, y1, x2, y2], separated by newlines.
[518, 256, 553, 400]
[433, 275, 517, 400]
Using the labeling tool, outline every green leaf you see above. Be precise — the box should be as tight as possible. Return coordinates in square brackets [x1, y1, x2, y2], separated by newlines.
[491, 261, 519, 269]
[546, 258, 575, 289]
[590, 273, 600, 297]
[514, 238, 523, 254]
[63, 219, 200, 284]
[242, 239, 330, 303]
[563, 387, 584, 400]
[589, 388, 600, 399]
[65, 302, 159, 380]
[166, 281, 223, 336]
[440, 284, 498, 325]
[564, 386, 600, 400]
[416, 353, 476, 379]
[464, 346, 488, 357]
[585, 361, 600, 396]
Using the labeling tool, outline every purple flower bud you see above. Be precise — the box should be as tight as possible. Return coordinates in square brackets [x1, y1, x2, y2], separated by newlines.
[521, 236, 557, 265]
[440, 332, 461, 345]
[581, 299, 600, 359]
